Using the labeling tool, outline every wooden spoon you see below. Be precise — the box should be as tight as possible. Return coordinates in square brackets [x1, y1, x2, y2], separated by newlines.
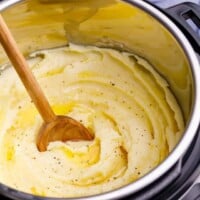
[0, 14, 94, 152]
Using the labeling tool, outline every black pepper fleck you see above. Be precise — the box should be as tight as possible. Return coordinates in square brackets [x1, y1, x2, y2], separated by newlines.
[110, 82, 115, 86]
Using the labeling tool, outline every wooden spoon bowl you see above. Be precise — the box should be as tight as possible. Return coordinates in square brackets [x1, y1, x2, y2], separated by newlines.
[37, 116, 93, 152]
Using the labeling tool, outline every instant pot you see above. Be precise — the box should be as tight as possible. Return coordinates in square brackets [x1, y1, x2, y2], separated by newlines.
[0, 0, 200, 199]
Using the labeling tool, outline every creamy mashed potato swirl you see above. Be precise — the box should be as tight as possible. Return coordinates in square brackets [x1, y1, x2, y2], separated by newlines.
[0, 44, 184, 197]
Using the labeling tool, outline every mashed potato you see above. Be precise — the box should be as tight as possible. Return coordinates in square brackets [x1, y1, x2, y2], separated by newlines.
[0, 44, 184, 197]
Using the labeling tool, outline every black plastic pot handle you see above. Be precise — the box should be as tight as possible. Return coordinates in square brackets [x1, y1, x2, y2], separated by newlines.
[164, 3, 200, 200]
[164, 2, 200, 53]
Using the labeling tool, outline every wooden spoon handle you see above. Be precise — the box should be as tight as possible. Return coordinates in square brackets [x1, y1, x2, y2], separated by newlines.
[0, 14, 56, 123]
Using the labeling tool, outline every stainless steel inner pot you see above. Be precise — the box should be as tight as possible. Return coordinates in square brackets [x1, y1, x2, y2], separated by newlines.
[0, 0, 200, 200]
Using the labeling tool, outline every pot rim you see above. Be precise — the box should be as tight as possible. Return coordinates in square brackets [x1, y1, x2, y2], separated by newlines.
[0, 0, 200, 200]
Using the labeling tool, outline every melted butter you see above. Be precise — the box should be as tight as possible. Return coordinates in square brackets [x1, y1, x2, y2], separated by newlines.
[58, 138, 100, 167]
[78, 71, 98, 79]
[44, 66, 65, 77]
[6, 146, 15, 161]
[52, 102, 77, 115]
[30, 186, 46, 196]
[16, 106, 37, 128]
[3, 127, 16, 162]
